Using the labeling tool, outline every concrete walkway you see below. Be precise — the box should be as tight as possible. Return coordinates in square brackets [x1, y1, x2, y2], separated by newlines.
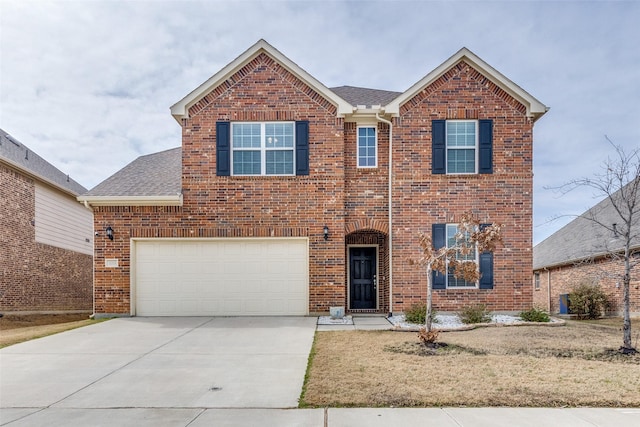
[1, 316, 639, 426]
[316, 315, 393, 331]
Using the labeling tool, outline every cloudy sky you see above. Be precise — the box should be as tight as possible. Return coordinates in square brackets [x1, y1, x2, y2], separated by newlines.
[1, 0, 638, 244]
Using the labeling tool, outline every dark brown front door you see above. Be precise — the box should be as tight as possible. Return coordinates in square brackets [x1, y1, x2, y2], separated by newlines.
[349, 247, 376, 309]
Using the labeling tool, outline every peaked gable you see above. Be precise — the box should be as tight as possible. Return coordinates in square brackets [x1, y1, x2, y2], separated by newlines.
[170, 39, 353, 122]
[386, 48, 548, 122]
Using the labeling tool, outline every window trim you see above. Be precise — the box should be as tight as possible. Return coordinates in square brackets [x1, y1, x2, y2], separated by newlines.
[230, 121, 296, 176]
[446, 120, 478, 175]
[446, 223, 479, 289]
[357, 126, 377, 168]
[534, 272, 541, 290]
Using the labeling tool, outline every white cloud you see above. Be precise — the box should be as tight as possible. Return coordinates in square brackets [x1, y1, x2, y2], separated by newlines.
[1, 0, 638, 244]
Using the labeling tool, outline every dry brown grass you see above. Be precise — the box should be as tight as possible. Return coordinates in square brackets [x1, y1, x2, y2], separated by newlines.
[301, 320, 640, 408]
[0, 313, 95, 348]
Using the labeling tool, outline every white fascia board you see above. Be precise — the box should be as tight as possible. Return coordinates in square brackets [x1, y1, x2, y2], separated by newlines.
[344, 107, 392, 125]
[170, 39, 353, 122]
[77, 194, 183, 207]
[386, 48, 548, 121]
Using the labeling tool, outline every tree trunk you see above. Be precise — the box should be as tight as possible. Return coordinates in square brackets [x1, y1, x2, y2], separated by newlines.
[426, 263, 433, 332]
[621, 241, 636, 353]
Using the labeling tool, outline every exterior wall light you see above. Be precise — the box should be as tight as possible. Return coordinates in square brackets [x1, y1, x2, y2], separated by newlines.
[106, 226, 114, 241]
[323, 225, 329, 241]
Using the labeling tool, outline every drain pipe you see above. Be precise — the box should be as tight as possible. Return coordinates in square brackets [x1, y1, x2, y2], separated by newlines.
[376, 113, 393, 316]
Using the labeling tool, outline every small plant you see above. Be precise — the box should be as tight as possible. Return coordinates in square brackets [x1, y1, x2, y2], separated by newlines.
[417, 327, 440, 346]
[458, 304, 491, 324]
[519, 307, 551, 322]
[404, 302, 438, 325]
[569, 282, 609, 320]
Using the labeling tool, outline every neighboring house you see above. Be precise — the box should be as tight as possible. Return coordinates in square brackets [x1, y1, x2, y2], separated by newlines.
[0, 130, 93, 313]
[78, 39, 547, 317]
[533, 183, 640, 316]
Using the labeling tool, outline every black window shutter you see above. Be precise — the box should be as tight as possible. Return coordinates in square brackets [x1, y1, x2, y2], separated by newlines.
[478, 223, 494, 289]
[432, 223, 446, 289]
[478, 119, 493, 174]
[295, 120, 309, 176]
[432, 120, 446, 174]
[216, 121, 230, 176]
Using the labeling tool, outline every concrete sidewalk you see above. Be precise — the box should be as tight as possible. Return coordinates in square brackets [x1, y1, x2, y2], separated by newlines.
[2, 407, 639, 426]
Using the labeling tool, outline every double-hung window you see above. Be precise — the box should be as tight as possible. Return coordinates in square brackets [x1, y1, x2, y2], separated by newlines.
[432, 119, 492, 175]
[231, 122, 295, 175]
[446, 224, 478, 288]
[357, 127, 377, 167]
[446, 120, 477, 174]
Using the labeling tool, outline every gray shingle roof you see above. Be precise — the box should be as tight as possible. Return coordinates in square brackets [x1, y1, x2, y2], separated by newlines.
[330, 86, 401, 108]
[83, 147, 181, 197]
[0, 129, 87, 195]
[533, 181, 640, 270]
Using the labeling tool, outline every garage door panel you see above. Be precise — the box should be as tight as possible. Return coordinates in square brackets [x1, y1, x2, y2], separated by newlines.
[134, 239, 308, 316]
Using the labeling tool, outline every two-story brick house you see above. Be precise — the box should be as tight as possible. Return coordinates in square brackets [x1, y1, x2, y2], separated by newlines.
[79, 40, 547, 317]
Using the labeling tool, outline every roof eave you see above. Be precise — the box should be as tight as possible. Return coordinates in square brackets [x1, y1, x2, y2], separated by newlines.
[77, 194, 183, 207]
[0, 157, 82, 198]
[385, 47, 548, 121]
[170, 39, 352, 123]
[534, 244, 640, 271]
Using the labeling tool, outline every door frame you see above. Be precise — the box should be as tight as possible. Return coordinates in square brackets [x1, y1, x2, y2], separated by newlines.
[346, 244, 379, 310]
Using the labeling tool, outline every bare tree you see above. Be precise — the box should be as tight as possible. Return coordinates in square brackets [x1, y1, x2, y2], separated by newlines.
[555, 140, 639, 354]
[412, 213, 502, 337]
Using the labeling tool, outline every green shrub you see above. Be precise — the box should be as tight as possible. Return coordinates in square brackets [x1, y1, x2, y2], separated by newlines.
[519, 307, 551, 322]
[458, 304, 491, 324]
[569, 282, 609, 319]
[404, 302, 438, 325]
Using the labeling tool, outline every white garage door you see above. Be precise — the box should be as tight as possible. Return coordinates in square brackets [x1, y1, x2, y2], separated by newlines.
[133, 238, 309, 316]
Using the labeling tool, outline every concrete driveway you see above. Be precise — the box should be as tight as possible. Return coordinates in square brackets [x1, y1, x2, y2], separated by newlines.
[0, 316, 318, 425]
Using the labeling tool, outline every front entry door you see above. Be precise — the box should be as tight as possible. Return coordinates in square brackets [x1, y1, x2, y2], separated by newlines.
[349, 247, 377, 309]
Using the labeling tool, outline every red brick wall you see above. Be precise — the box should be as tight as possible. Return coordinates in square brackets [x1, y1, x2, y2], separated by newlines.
[534, 259, 640, 315]
[91, 55, 538, 315]
[391, 61, 534, 313]
[0, 164, 92, 312]
[92, 53, 347, 314]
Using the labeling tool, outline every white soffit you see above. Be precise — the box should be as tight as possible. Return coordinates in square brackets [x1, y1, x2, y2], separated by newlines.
[170, 39, 353, 122]
[386, 47, 548, 121]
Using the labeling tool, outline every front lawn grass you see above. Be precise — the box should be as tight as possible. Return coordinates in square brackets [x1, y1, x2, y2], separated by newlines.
[300, 319, 640, 407]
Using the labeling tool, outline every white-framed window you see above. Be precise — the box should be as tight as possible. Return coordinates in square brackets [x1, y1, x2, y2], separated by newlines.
[534, 272, 541, 290]
[446, 120, 477, 174]
[231, 122, 295, 175]
[446, 224, 478, 288]
[357, 126, 377, 168]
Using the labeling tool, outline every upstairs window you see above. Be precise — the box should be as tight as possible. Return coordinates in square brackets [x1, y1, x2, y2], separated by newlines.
[446, 121, 477, 174]
[357, 127, 377, 168]
[231, 122, 295, 175]
[432, 119, 493, 175]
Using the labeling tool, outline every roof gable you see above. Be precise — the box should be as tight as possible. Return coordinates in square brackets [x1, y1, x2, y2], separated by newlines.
[170, 39, 353, 122]
[386, 47, 548, 122]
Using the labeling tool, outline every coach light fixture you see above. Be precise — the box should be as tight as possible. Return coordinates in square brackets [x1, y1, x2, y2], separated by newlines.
[323, 225, 329, 241]
[106, 226, 114, 241]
